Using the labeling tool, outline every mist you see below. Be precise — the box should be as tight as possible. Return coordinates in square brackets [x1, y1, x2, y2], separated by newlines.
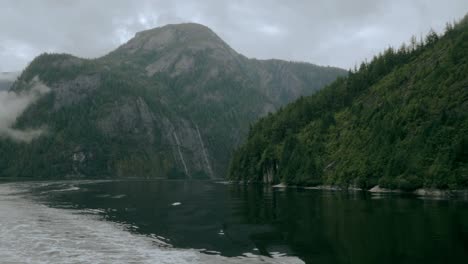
[0, 77, 50, 142]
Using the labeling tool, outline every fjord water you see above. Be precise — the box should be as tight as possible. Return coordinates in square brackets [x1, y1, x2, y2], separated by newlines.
[1, 180, 467, 264]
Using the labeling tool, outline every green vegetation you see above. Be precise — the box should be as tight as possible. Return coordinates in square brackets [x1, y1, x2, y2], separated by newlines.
[229, 16, 468, 190]
[0, 23, 345, 179]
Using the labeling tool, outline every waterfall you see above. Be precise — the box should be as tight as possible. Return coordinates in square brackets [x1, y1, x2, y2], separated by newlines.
[173, 132, 190, 178]
[195, 124, 214, 179]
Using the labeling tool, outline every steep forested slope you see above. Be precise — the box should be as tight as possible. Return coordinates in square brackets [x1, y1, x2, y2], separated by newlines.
[229, 17, 468, 190]
[0, 23, 345, 179]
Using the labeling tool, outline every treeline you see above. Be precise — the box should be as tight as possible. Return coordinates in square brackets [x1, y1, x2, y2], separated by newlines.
[228, 15, 468, 190]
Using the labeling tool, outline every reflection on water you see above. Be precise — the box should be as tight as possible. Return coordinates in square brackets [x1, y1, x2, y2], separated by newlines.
[2, 180, 468, 264]
[0, 181, 302, 264]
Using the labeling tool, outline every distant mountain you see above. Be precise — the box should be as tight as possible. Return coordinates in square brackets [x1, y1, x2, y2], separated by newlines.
[0, 23, 346, 179]
[229, 16, 468, 190]
[0, 72, 19, 91]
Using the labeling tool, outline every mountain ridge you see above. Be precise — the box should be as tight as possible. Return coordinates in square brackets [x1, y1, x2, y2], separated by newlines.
[1, 23, 346, 179]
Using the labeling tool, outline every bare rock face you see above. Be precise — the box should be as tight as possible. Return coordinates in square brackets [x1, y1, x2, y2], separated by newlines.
[116, 23, 240, 79]
[97, 97, 155, 143]
[158, 117, 214, 179]
[146, 53, 196, 77]
[171, 55, 195, 77]
[142, 27, 177, 51]
[95, 96, 214, 178]
[121, 23, 235, 54]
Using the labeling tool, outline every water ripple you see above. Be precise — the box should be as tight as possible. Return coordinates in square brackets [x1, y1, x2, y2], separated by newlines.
[0, 183, 304, 264]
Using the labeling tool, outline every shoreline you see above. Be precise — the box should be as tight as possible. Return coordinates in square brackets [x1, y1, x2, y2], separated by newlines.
[272, 183, 468, 199]
[2, 178, 467, 199]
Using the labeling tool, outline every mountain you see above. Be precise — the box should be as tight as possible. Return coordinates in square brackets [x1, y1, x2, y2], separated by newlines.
[229, 16, 468, 190]
[0, 23, 346, 179]
[0, 72, 19, 91]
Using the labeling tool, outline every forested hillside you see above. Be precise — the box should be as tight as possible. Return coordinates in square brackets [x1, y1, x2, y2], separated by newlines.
[229, 16, 468, 190]
[0, 23, 345, 179]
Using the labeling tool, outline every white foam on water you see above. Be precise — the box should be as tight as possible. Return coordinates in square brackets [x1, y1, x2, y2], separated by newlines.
[111, 194, 127, 199]
[96, 194, 111, 198]
[82, 208, 107, 215]
[54, 186, 80, 192]
[203, 250, 221, 255]
[39, 186, 80, 195]
[0, 183, 304, 264]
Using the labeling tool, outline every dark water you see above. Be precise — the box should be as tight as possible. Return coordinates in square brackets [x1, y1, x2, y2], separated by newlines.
[20, 180, 468, 263]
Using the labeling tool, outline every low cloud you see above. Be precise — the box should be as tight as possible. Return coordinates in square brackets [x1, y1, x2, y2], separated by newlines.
[0, 72, 19, 82]
[0, 77, 50, 142]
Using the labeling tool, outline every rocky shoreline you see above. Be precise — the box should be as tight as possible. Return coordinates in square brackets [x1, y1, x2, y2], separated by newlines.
[272, 183, 468, 199]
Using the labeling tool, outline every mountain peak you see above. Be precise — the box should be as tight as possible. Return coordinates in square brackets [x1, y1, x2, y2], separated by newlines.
[135, 23, 218, 39]
[110, 23, 241, 77]
[118, 23, 234, 55]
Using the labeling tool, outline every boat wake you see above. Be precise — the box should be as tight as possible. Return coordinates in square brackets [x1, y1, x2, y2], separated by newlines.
[0, 182, 304, 264]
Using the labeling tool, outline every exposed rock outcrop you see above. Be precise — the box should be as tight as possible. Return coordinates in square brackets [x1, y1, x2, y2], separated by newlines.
[0, 23, 346, 179]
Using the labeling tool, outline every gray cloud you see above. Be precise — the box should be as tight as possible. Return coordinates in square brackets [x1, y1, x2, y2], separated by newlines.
[0, 0, 467, 72]
[0, 77, 50, 142]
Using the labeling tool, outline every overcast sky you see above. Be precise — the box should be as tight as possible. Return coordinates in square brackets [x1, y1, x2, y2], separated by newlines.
[0, 0, 467, 72]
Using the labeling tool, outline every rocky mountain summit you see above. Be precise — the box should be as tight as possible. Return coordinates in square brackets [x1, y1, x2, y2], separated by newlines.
[1, 23, 346, 179]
